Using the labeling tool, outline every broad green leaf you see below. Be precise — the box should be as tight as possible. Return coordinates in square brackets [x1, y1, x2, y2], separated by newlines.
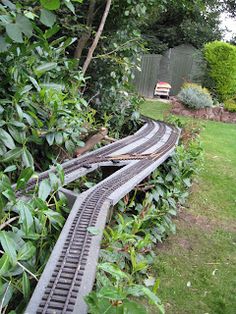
[35, 62, 57, 75]
[46, 133, 55, 146]
[22, 272, 30, 300]
[16, 104, 23, 120]
[123, 300, 147, 314]
[8, 125, 26, 144]
[64, 0, 75, 14]
[40, 0, 60, 10]
[17, 242, 36, 261]
[18, 201, 34, 233]
[0, 147, 23, 163]
[40, 9, 56, 27]
[0, 129, 15, 149]
[38, 179, 51, 201]
[87, 227, 100, 235]
[4, 165, 17, 173]
[2, 187, 15, 202]
[0, 36, 9, 52]
[44, 210, 65, 228]
[0, 282, 13, 308]
[0, 253, 10, 276]
[6, 24, 23, 43]
[16, 167, 34, 190]
[55, 132, 63, 144]
[0, 231, 17, 265]
[98, 263, 129, 280]
[98, 286, 126, 300]
[22, 149, 34, 168]
[16, 15, 33, 37]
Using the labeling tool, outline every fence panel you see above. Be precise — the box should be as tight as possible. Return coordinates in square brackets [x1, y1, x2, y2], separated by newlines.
[134, 44, 204, 97]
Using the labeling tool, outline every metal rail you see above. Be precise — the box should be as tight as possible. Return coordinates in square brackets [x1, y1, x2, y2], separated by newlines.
[25, 120, 180, 314]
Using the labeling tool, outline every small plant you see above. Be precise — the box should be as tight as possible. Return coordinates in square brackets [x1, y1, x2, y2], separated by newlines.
[224, 98, 236, 113]
[177, 84, 213, 109]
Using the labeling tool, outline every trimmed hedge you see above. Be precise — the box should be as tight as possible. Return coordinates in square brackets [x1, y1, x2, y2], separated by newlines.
[204, 41, 236, 101]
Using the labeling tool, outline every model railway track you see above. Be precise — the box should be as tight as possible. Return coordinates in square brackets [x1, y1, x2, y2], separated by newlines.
[25, 120, 180, 314]
[16, 119, 162, 196]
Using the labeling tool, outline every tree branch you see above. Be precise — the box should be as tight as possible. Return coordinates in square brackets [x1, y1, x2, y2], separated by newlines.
[82, 0, 112, 75]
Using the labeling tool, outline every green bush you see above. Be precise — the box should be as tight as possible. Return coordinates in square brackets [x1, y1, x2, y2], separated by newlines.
[177, 84, 213, 109]
[224, 98, 236, 112]
[204, 41, 236, 101]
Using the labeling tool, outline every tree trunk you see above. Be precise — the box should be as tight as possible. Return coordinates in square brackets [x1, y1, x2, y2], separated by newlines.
[74, 0, 96, 59]
[82, 0, 112, 75]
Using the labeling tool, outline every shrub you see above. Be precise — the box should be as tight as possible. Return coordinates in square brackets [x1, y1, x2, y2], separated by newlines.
[177, 84, 213, 109]
[224, 98, 236, 112]
[204, 41, 236, 101]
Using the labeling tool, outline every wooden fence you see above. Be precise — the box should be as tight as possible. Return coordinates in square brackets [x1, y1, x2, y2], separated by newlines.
[133, 44, 205, 98]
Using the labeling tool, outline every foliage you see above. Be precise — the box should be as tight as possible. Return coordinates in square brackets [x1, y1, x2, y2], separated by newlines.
[142, 0, 223, 54]
[204, 41, 236, 101]
[86, 124, 203, 313]
[224, 98, 236, 112]
[0, 165, 68, 312]
[0, 1, 92, 174]
[177, 84, 213, 109]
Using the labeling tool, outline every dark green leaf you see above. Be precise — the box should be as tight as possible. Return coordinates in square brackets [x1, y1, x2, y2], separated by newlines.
[44, 24, 60, 39]
[40, 9, 56, 27]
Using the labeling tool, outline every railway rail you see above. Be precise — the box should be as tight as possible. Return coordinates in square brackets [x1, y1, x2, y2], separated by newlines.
[25, 119, 180, 314]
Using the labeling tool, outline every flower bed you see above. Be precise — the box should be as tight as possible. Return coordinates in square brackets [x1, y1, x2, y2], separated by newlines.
[171, 98, 236, 123]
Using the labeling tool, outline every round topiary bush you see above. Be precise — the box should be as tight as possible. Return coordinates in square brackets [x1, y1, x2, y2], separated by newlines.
[177, 83, 213, 109]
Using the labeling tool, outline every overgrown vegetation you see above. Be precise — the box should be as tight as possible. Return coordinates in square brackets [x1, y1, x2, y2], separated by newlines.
[86, 117, 203, 313]
[177, 83, 213, 109]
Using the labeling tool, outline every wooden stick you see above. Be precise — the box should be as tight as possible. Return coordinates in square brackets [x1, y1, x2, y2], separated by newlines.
[82, 0, 112, 75]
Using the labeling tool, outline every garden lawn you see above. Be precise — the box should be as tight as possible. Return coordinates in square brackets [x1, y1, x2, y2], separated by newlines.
[140, 100, 236, 314]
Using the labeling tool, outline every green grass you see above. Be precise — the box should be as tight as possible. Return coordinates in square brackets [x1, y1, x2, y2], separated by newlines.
[140, 100, 236, 314]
